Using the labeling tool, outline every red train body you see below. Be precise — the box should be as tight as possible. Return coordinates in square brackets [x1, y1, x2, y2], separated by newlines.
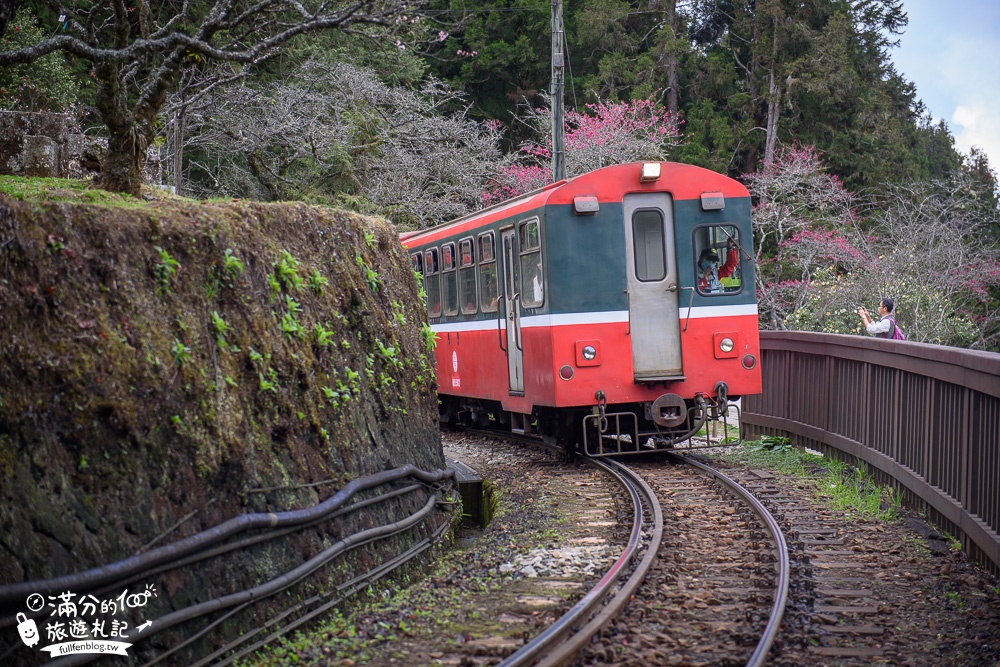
[400, 161, 761, 455]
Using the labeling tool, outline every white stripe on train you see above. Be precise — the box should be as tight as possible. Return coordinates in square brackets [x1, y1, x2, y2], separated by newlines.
[430, 304, 758, 333]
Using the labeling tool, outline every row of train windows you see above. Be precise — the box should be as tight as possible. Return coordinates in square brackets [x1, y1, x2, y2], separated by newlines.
[411, 220, 544, 319]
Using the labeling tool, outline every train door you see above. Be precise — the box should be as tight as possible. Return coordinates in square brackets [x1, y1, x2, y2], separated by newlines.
[623, 193, 683, 380]
[500, 226, 524, 394]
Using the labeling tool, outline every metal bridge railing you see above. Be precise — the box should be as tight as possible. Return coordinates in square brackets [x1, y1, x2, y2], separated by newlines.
[742, 331, 1000, 577]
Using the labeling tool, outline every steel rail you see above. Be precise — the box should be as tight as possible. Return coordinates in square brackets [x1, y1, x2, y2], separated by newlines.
[676, 454, 790, 667]
[496, 456, 664, 667]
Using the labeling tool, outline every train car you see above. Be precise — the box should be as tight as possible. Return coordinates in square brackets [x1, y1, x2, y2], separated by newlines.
[399, 161, 761, 456]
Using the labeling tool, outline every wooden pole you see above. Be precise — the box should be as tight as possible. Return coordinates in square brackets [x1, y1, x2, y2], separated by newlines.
[551, 0, 565, 181]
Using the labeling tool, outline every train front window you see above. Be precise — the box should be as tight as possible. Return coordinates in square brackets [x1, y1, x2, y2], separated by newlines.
[478, 231, 498, 313]
[519, 218, 543, 308]
[459, 237, 477, 315]
[632, 209, 666, 282]
[441, 242, 459, 316]
[424, 248, 441, 318]
[694, 225, 742, 296]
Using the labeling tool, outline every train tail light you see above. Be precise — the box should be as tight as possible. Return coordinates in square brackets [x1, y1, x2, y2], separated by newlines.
[742, 354, 757, 370]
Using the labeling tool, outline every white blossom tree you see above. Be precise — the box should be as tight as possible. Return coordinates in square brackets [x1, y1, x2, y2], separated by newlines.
[749, 145, 1000, 349]
[183, 60, 513, 228]
[743, 145, 859, 330]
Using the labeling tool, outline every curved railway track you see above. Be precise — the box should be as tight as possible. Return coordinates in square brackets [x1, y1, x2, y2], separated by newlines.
[461, 431, 792, 667]
[232, 431, 998, 667]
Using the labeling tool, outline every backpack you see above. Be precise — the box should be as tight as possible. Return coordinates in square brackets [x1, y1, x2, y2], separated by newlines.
[884, 317, 906, 341]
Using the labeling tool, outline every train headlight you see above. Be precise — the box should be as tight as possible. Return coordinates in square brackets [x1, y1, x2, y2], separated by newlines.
[576, 340, 601, 367]
[713, 332, 739, 359]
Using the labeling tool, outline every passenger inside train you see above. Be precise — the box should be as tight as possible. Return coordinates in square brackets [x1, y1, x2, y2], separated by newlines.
[696, 225, 742, 294]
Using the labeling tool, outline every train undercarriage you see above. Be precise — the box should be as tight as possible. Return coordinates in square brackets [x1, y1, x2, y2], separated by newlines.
[439, 390, 743, 458]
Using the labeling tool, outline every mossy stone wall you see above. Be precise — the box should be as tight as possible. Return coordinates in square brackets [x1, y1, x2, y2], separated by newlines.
[0, 195, 445, 662]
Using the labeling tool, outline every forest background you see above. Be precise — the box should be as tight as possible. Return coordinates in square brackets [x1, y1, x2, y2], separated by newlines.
[1, 0, 999, 350]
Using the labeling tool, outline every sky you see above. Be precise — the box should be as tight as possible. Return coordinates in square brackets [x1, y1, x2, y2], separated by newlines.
[889, 0, 1000, 171]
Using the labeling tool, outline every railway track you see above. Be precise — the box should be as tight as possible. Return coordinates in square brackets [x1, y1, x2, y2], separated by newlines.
[244, 433, 1000, 667]
[567, 454, 789, 667]
[720, 465, 900, 666]
[452, 431, 791, 667]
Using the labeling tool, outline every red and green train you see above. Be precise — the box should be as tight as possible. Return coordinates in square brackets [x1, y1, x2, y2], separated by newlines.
[400, 161, 761, 456]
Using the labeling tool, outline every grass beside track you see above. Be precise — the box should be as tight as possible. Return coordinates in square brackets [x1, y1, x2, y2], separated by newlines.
[708, 437, 904, 523]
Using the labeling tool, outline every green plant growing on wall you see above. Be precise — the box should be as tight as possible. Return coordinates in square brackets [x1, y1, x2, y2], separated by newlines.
[275, 250, 304, 291]
[391, 300, 406, 325]
[259, 374, 278, 393]
[340, 368, 361, 398]
[248, 348, 271, 370]
[356, 253, 381, 292]
[309, 270, 329, 294]
[266, 272, 282, 296]
[223, 248, 244, 277]
[376, 339, 403, 370]
[153, 246, 180, 294]
[321, 385, 346, 408]
[314, 323, 335, 347]
[171, 339, 192, 366]
[280, 312, 304, 339]
[413, 270, 427, 305]
[421, 323, 436, 355]
[204, 277, 220, 300]
[212, 311, 232, 349]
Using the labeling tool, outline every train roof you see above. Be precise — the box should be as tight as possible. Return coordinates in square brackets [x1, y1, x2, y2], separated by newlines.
[399, 161, 749, 248]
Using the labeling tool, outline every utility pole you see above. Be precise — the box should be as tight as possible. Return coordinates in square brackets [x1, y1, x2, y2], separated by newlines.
[550, 0, 566, 182]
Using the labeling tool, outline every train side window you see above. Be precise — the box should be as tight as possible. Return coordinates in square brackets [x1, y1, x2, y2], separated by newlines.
[694, 225, 742, 296]
[633, 209, 666, 282]
[411, 253, 423, 276]
[459, 237, 477, 315]
[424, 248, 441, 318]
[519, 218, 543, 308]
[441, 242, 459, 316]
[478, 231, 498, 313]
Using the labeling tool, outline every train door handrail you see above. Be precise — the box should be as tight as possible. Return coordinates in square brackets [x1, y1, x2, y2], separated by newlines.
[681, 286, 695, 331]
[496, 289, 507, 353]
